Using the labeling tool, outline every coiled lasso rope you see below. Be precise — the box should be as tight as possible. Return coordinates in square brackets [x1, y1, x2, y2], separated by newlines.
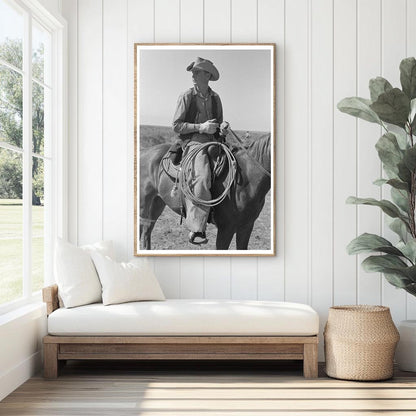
[180, 142, 237, 207]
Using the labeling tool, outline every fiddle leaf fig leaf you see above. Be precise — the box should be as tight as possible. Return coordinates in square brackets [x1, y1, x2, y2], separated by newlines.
[410, 98, 416, 124]
[395, 130, 409, 150]
[373, 178, 388, 186]
[373, 177, 409, 191]
[383, 271, 412, 288]
[402, 265, 416, 282]
[347, 233, 404, 256]
[404, 283, 416, 296]
[369, 77, 393, 102]
[375, 132, 404, 173]
[387, 178, 410, 191]
[389, 217, 410, 242]
[398, 161, 412, 185]
[391, 187, 410, 213]
[400, 57, 416, 100]
[397, 240, 416, 264]
[362, 254, 408, 272]
[370, 88, 410, 128]
[346, 196, 406, 219]
[403, 146, 416, 172]
[337, 97, 383, 125]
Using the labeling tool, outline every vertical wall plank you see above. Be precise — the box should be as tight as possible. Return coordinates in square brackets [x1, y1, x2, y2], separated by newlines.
[152, 0, 181, 297]
[257, 0, 285, 301]
[205, 258, 231, 298]
[204, 0, 231, 42]
[203, 0, 232, 299]
[231, 258, 257, 299]
[180, 0, 203, 43]
[77, 0, 103, 245]
[155, 0, 180, 42]
[407, 0, 416, 319]
[229, 0, 258, 300]
[103, 0, 128, 260]
[284, 0, 309, 304]
[231, 0, 257, 42]
[310, 0, 333, 359]
[333, 0, 357, 305]
[61, 0, 77, 245]
[180, 258, 204, 298]
[356, 0, 382, 305]
[178, 0, 205, 297]
[154, 259, 181, 298]
[381, 0, 407, 323]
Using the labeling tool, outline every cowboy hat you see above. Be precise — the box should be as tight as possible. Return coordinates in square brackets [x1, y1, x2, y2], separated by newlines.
[186, 57, 219, 81]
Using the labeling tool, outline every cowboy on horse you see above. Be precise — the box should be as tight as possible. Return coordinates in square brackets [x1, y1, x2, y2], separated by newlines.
[169, 57, 229, 245]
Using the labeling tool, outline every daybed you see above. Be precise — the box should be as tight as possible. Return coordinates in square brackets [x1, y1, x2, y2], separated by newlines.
[42, 285, 320, 379]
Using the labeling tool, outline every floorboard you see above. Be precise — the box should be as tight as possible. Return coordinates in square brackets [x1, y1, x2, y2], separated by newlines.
[1, 361, 416, 415]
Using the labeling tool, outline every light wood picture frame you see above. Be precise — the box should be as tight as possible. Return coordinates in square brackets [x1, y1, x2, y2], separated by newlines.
[134, 44, 276, 256]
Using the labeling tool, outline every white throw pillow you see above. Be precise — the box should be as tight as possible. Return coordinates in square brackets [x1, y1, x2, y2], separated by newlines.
[90, 252, 165, 306]
[54, 239, 114, 308]
[81, 240, 115, 259]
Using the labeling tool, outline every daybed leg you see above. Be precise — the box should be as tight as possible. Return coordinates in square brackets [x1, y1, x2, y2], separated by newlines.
[44, 343, 59, 379]
[303, 343, 318, 379]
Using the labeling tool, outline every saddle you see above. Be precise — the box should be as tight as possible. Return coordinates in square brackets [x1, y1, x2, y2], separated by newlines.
[162, 141, 229, 180]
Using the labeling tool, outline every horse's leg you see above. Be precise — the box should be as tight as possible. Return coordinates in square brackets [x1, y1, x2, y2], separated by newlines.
[236, 221, 255, 250]
[216, 225, 235, 250]
[140, 193, 166, 250]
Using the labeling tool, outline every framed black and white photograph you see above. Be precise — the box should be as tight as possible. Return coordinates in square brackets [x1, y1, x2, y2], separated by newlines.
[134, 44, 275, 256]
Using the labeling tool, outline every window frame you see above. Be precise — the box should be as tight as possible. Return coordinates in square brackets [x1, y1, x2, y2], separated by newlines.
[0, 0, 67, 315]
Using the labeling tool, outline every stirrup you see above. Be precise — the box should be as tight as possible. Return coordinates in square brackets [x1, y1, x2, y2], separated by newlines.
[189, 231, 208, 245]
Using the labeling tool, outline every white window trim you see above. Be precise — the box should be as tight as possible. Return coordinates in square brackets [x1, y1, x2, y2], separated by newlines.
[0, 0, 67, 314]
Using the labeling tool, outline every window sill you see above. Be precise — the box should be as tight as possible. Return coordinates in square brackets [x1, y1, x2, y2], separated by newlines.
[0, 299, 45, 327]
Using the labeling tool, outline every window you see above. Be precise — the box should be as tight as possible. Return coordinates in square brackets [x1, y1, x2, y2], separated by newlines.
[0, 0, 66, 312]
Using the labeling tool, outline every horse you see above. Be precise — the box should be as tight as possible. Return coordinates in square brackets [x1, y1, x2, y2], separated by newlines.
[139, 133, 271, 250]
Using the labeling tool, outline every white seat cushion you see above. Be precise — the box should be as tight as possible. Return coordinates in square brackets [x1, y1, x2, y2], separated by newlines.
[47, 299, 319, 336]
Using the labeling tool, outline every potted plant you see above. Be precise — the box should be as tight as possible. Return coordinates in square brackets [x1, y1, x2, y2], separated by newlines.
[338, 57, 416, 371]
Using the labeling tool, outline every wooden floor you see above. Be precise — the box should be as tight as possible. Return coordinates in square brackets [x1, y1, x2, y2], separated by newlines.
[1, 360, 416, 415]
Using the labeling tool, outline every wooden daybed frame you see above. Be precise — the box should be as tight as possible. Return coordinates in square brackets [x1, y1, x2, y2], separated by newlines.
[42, 285, 319, 379]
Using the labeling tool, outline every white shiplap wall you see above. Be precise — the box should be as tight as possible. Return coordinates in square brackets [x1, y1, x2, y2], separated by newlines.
[61, 0, 416, 357]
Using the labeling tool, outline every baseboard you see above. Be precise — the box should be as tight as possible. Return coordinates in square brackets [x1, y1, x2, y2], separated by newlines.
[0, 351, 42, 401]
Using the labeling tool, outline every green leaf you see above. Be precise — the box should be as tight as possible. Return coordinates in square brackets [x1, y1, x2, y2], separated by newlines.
[361, 255, 415, 288]
[410, 98, 416, 124]
[389, 217, 410, 241]
[411, 99, 416, 133]
[370, 88, 410, 128]
[404, 283, 416, 296]
[374, 177, 410, 191]
[347, 233, 404, 256]
[400, 57, 416, 100]
[375, 132, 404, 173]
[394, 130, 410, 150]
[386, 179, 410, 191]
[337, 97, 383, 125]
[403, 146, 416, 172]
[391, 187, 409, 213]
[398, 161, 412, 185]
[346, 196, 405, 219]
[369, 77, 393, 102]
[397, 240, 416, 264]
[373, 178, 388, 186]
[402, 265, 416, 282]
[362, 254, 408, 272]
[383, 271, 412, 288]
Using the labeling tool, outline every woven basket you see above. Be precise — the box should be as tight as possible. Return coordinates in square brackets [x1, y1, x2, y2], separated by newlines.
[324, 305, 399, 381]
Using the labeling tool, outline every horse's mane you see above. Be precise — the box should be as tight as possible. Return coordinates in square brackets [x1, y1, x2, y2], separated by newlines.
[246, 133, 271, 168]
